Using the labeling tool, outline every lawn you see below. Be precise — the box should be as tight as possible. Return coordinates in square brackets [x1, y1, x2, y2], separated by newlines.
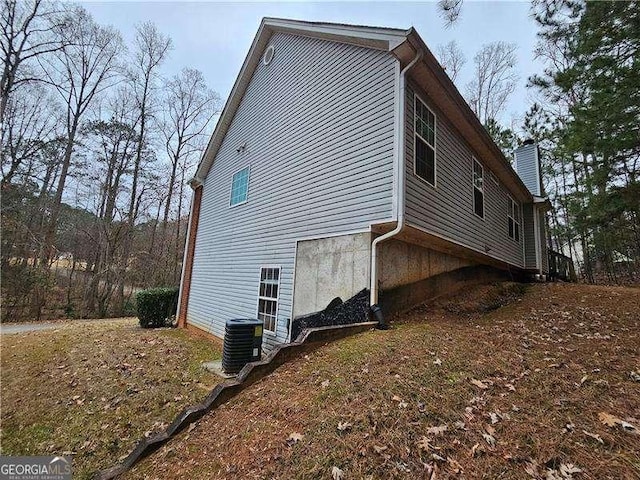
[125, 283, 639, 480]
[0, 318, 221, 479]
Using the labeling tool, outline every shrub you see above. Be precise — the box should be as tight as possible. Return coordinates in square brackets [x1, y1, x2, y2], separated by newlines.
[136, 287, 179, 328]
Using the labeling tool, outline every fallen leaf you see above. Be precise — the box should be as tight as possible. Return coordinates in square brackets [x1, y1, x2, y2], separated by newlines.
[489, 412, 500, 424]
[417, 437, 439, 452]
[431, 453, 446, 462]
[331, 466, 344, 480]
[321, 380, 330, 388]
[470, 443, 482, 457]
[287, 432, 303, 445]
[392, 395, 402, 402]
[454, 421, 467, 430]
[426, 425, 448, 436]
[580, 375, 589, 385]
[470, 379, 489, 389]
[598, 412, 619, 428]
[398, 401, 408, 409]
[373, 444, 388, 454]
[582, 430, 604, 444]
[560, 463, 582, 476]
[482, 432, 496, 447]
[447, 456, 463, 473]
[337, 422, 352, 432]
[416, 437, 430, 452]
[598, 411, 639, 434]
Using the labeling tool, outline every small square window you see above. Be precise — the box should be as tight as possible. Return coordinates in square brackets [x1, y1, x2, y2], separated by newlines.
[230, 167, 250, 206]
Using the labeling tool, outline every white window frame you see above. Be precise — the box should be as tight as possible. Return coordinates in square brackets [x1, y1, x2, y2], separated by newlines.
[229, 166, 250, 207]
[508, 196, 521, 242]
[256, 266, 280, 334]
[413, 94, 437, 188]
[472, 157, 485, 219]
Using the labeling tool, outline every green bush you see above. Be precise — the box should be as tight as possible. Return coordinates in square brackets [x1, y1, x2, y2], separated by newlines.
[136, 287, 179, 328]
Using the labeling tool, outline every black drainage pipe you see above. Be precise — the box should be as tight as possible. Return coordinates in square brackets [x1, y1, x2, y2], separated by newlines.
[370, 304, 389, 330]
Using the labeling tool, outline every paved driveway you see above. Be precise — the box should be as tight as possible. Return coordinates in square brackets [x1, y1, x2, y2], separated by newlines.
[0, 322, 63, 334]
[0, 318, 137, 335]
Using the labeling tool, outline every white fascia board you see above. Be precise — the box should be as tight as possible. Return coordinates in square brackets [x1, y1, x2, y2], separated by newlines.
[263, 17, 408, 51]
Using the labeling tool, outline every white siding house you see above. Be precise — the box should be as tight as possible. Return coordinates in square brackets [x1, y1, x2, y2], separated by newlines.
[177, 18, 550, 351]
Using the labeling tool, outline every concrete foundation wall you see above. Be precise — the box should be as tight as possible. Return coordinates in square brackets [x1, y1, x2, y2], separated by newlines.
[380, 265, 514, 315]
[293, 232, 372, 318]
[378, 238, 474, 290]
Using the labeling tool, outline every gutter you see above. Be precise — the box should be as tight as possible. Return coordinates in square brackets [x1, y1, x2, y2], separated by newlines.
[369, 50, 422, 327]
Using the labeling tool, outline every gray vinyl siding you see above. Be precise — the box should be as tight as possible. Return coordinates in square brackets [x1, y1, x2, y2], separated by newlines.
[404, 82, 524, 268]
[515, 143, 542, 196]
[187, 32, 396, 351]
[523, 203, 537, 268]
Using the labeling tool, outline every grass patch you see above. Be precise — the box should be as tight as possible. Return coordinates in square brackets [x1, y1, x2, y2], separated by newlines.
[126, 283, 640, 480]
[0, 318, 221, 479]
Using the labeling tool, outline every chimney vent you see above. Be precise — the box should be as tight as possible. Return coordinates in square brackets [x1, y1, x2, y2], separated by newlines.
[514, 142, 542, 196]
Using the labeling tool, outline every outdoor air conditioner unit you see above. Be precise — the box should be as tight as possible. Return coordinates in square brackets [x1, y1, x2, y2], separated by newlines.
[222, 319, 263, 374]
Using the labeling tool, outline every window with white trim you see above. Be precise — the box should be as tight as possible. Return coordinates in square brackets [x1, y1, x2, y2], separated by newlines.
[414, 95, 436, 186]
[508, 197, 521, 242]
[229, 166, 250, 206]
[258, 267, 280, 333]
[473, 158, 484, 218]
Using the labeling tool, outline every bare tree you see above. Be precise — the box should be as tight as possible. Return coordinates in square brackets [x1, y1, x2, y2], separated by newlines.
[1, 82, 59, 187]
[465, 41, 518, 125]
[158, 67, 219, 284]
[126, 22, 172, 228]
[39, 6, 122, 264]
[0, 0, 68, 125]
[436, 40, 466, 83]
[438, 0, 464, 27]
[81, 87, 139, 316]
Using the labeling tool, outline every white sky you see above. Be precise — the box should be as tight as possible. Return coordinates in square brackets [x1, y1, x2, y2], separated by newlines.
[82, 1, 541, 129]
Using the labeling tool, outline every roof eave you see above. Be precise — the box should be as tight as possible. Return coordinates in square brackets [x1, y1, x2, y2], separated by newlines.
[401, 30, 533, 203]
[192, 18, 409, 186]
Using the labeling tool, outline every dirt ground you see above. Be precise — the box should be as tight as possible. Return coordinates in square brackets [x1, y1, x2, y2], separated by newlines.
[125, 283, 640, 480]
[0, 318, 221, 479]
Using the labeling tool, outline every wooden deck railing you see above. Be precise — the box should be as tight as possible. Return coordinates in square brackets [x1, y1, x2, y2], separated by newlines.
[548, 250, 577, 282]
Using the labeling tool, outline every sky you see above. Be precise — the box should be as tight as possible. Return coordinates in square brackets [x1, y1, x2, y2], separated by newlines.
[81, 1, 542, 129]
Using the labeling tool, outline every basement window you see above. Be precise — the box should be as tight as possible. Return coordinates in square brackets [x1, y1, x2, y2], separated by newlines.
[414, 95, 437, 187]
[257, 267, 280, 333]
[473, 158, 484, 219]
[229, 166, 250, 206]
[508, 197, 521, 242]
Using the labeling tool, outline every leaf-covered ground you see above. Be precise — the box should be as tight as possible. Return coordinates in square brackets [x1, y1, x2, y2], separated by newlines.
[0, 318, 220, 479]
[125, 283, 639, 480]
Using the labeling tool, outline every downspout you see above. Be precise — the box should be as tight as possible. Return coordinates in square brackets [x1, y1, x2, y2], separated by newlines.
[370, 50, 422, 329]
